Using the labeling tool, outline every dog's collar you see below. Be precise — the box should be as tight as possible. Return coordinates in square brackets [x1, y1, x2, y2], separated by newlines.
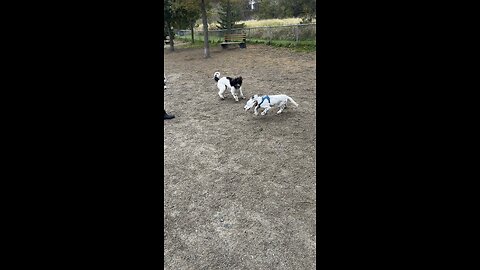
[258, 95, 270, 107]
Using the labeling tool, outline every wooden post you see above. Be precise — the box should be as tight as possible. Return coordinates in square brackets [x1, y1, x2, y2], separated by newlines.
[268, 27, 271, 45]
[295, 25, 299, 45]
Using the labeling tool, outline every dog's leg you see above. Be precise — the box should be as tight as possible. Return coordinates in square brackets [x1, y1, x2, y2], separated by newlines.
[261, 106, 272, 115]
[231, 87, 239, 102]
[277, 101, 287, 114]
[239, 87, 245, 99]
[254, 106, 259, 116]
[218, 85, 226, 99]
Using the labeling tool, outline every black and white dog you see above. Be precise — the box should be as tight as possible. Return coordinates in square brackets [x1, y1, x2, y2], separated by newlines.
[213, 71, 245, 102]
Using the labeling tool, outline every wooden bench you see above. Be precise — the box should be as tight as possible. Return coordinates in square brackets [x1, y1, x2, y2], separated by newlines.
[221, 33, 247, 49]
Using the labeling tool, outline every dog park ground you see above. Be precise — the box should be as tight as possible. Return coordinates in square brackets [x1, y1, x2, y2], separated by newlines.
[164, 43, 316, 269]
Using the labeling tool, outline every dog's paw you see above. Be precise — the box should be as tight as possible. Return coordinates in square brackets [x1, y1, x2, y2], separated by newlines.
[254, 112, 259, 116]
[242, 96, 246, 99]
[261, 111, 267, 116]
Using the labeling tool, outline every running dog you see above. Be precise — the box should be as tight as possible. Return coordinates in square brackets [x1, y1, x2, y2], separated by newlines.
[244, 94, 299, 116]
[213, 71, 245, 102]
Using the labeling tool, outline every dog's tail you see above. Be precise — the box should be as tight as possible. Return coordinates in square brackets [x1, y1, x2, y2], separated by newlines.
[287, 96, 299, 107]
[214, 71, 221, 82]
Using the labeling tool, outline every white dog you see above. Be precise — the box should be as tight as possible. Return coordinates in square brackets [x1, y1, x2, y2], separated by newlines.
[244, 94, 299, 115]
[213, 71, 245, 102]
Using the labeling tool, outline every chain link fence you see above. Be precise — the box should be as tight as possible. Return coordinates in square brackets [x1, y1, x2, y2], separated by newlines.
[176, 23, 316, 47]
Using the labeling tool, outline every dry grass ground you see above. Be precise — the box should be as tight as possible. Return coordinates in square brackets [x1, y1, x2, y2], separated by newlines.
[164, 44, 316, 269]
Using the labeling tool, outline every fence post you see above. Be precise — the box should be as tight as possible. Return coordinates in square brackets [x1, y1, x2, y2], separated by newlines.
[295, 26, 299, 45]
[268, 27, 272, 45]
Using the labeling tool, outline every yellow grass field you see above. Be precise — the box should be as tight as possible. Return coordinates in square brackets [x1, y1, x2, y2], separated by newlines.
[195, 17, 315, 30]
[239, 18, 304, 27]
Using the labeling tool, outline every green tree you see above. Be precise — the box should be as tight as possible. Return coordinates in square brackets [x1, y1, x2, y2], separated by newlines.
[300, 0, 316, 23]
[216, 0, 244, 34]
[172, 0, 201, 44]
[256, 0, 279, 19]
[164, 0, 175, 51]
[279, 0, 316, 21]
[165, 0, 203, 50]
[254, 0, 316, 20]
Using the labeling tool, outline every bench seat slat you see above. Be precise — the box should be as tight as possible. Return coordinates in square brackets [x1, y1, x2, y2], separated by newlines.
[222, 33, 247, 48]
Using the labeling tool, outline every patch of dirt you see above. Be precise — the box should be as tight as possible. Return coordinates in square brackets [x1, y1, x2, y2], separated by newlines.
[164, 44, 316, 269]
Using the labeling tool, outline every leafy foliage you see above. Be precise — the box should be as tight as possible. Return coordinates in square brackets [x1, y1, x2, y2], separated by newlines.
[171, 0, 201, 30]
[216, 0, 245, 32]
[164, 0, 173, 39]
[255, 0, 316, 21]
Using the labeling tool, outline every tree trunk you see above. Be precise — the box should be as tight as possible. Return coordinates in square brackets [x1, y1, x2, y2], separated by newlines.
[227, 0, 232, 35]
[190, 22, 195, 44]
[166, 21, 174, 52]
[200, 0, 210, 58]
